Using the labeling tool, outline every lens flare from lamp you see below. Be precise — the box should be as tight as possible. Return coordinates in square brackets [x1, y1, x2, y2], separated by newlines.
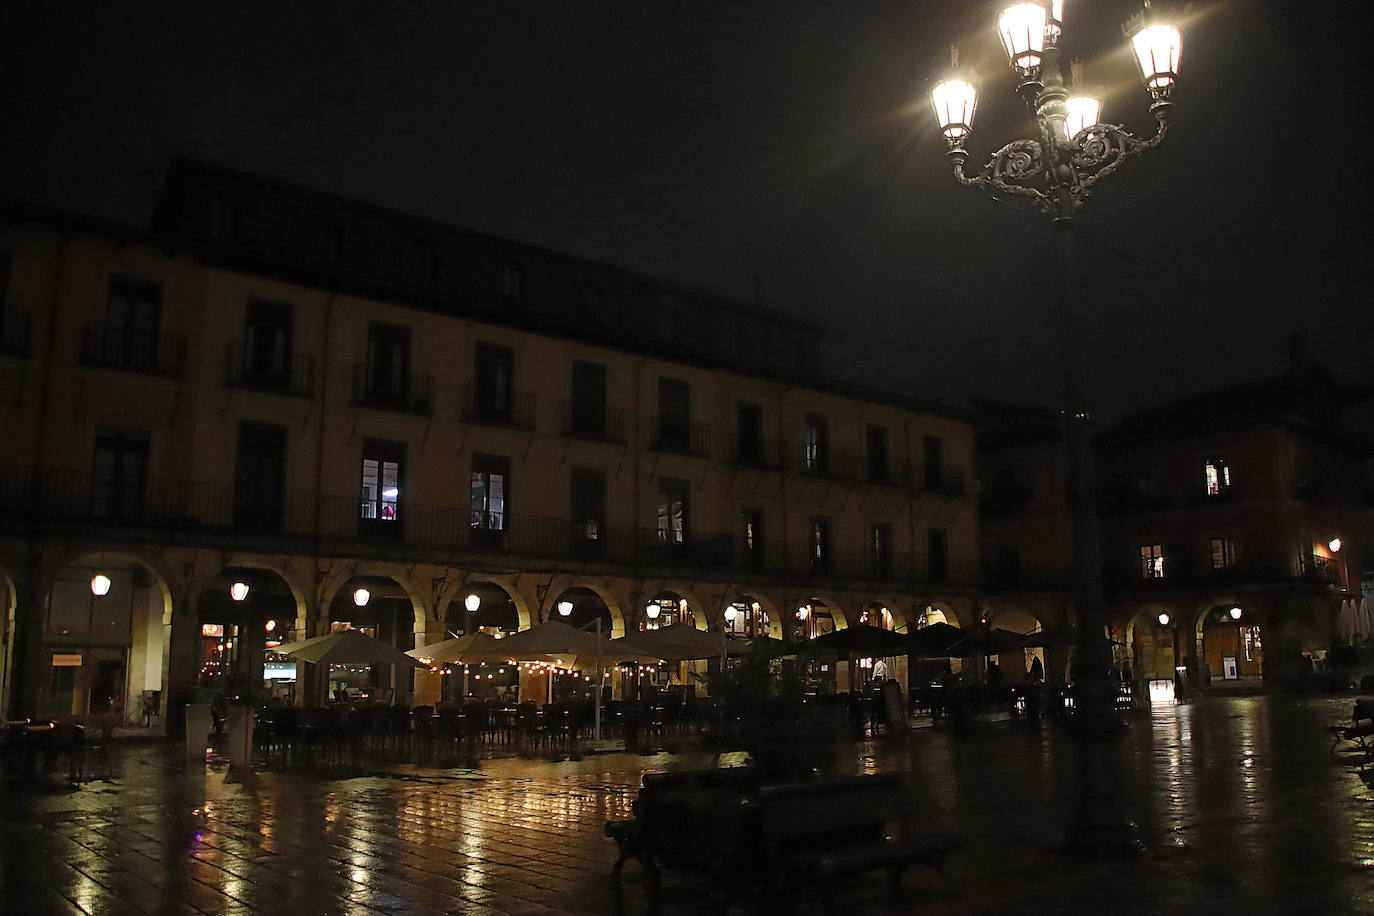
[646, 602, 661, 620]
[1130, 24, 1181, 96]
[353, 587, 370, 607]
[1157, 611, 1171, 626]
[465, 593, 481, 612]
[1229, 607, 1243, 621]
[930, 79, 978, 145]
[90, 573, 112, 597]
[997, 4, 1047, 76]
[1063, 96, 1101, 139]
[230, 581, 250, 602]
[557, 600, 573, 617]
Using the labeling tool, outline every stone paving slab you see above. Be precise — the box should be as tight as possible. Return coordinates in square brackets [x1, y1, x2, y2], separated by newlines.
[2, 696, 1373, 914]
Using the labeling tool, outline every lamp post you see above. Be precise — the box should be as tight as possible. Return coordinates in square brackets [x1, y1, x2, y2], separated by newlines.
[930, 1, 1181, 853]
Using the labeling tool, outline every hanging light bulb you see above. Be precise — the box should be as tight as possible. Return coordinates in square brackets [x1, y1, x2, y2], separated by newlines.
[558, 600, 573, 617]
[353, 587, 370, 607]
[465, 593, 481, 612]
[230, 581, 250, 602]
[90, 573, 112, 597]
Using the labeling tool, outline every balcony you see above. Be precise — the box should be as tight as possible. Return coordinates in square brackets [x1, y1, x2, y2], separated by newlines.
[80, 322, 185, 378]
[461, 383, 536, 430]
[0, 309, 31, 356]
[0, 464, 975, 586]
[796, 446, 856, 481]
[1105, 553, 1342, 592]
[650, 417, 710, 457]
[557, 400, 627, 443]
[919, 465, 968, 497]
[351, 366, 433, 415]
[728, 435, 785, 470]
[225, 342, 315, 397]
[859, 455, 911, 488]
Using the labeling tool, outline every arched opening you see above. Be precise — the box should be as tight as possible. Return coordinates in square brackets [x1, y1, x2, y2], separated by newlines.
[639, 591, 693, 631]
[1201, 603, 1262, 684]
[915, 605, 956, 628]
[40, 554, 172, 725]
[1129, 606, 1186, 694]
[847, 601, 907, 694]
[857, 603, 895, 630]
[725, 596, 772, 638]
[440, 581, 521, 702]
[544, 586, 615, 702]
[913, 604, 963, 679]
[988, 609, 1045, 684]
[197, 567, 301, 706]
[323, 575, 417, 704]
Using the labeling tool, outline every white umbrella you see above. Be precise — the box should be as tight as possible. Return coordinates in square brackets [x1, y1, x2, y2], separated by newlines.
[1358, 599, 1372, 641]
[275, 629, 424, 668]
[407, 632, 502, 664]
[1338, 599, 1357, 644]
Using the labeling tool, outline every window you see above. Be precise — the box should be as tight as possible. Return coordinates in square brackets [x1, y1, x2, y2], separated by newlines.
[871, 523, 892, 578]
[401, 241, 437, 287]
[101, 277, 162, 370]
[569, 360, 607, 437]
[360, 439, 404, 526]
[471, 455, 509, 542]
[656, 378, 691, 451]
[1211, 537, 1236, 570]
[810, 518, 831, 572]
[364, 322, 411, 403]
[1205, 457, 1231, 496]
[866, 425, 890, 482]
[922, 436, 945, 490]
[474, 342, 515, 421]
[1140, 544, 1164, 579]
[570, 468, 605, 555]
[657, 478, 689, 546]
[927, 527, 949, 582]
[740, 508, 764, 568]
[501, 264, 523, 303]
[241, 299, 293, 388]
[804, 414, 829, 474]
[91, 429, 148, 521]
[234, 421, 286, 531]
[735, 402, 763, 464]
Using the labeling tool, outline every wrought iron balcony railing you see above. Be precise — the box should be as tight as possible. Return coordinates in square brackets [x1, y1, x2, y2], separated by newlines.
[796, 445, 857, 481]
[727, 435, 785, 470]
[225, 342, 316, 397]
[461, 383, 536, 430]
[351, 365, 433, 415]
[649, 417, 710, 457]
[557, 400, 627, 443]
[80, 322, 185, 378]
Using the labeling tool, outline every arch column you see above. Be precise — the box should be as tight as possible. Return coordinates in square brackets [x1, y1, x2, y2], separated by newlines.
[162, 588, 199, 736]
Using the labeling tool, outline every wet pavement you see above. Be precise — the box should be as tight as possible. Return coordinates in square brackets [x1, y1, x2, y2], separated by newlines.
[2, 695, 1373, 914]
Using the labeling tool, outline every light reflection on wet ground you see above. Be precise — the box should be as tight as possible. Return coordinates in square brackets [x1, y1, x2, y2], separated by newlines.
[1, 696, 1372, 914]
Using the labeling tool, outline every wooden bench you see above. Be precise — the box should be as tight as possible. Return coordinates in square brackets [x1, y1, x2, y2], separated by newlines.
[756, 773, 964, 909]
[1331, 699, 1374, 765]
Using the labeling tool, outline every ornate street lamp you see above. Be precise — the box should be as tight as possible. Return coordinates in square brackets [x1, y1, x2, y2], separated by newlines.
[352, 587, 370, 607]
[646, 602, 661, 620]
[90, 573, 111, 597]
[929, 0, 1183, 853]
[557, 599, 573, 617]
[230, 581, 250, 602]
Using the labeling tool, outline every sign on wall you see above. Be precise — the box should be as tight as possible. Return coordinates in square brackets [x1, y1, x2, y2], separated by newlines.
[51, 653, 84, 667]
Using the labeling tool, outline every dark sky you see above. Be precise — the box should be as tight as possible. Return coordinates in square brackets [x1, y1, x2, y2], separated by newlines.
[2, 0, 1369, 420]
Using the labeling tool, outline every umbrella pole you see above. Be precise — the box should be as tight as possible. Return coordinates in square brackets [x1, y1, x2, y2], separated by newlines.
[594, 618, 603, 741]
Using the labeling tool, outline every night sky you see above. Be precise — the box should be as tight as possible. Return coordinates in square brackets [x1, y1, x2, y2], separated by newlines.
[2, 0, 1369, 421]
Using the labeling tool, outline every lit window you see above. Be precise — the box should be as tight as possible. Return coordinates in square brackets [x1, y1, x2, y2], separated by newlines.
[804, 414, 829, 474]
[1205, 458, 1231, 496]
[657, 479, 688, 545]
[470, 465, 506, 531]
[1140, 544, 1164, 579]
[361, 457, 400, 521]
[1210, 537, 1236, 570]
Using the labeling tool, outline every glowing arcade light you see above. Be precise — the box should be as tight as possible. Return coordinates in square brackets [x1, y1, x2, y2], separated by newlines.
[465, 593, 481, 612]
[1329, 538, 1342, 553]
[353, 587, 371, 607]
[1229, 607, 1243, 621]
[723, 606, 739, 624]
[90, 573, 112, 597]
[1157, 611, 1171, 626]
[557, 600, 574, 617]
[265, 619, 277, 632]
[230, 581, 250, 602]
[646, 602, 661, 620]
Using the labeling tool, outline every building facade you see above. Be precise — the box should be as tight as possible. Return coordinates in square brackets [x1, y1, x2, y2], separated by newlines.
[0, 161, 982, 726]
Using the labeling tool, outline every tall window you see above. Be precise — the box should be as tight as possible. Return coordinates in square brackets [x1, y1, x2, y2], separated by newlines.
[656, 378, 691, 451]
[470, 455, 509, 533]
[871, 523, 892, 578]
[242, 299, 293, 387]
[234, 421, 286, 531]
[360, 439, 404, 525]
[866, 425, 890, 482]
[1140, 544, 1165, 579]
[91, 429, 149, 521]
[657, 478, 689, 546]
[740, 508, 764, 568]
[804, 414, 829, 474]
[810, 518, 831, 572]
[927, 527, 949, 582]
[922, 436, 945, 490]
[1211, 537, 1236, 570]
[570, 468, 605, 554]
[474, 342, 515, 420]
[103, 277, 162, 369]
[1205, 457, 1231, 496]
[569, 360, 607, 437]
[365, 321, 410, 402]
[736, 402, 763, 464]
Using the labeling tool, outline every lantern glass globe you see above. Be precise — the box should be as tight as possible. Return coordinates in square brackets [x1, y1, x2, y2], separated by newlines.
[1130, 23, 1182, 94]
[353, 587, 370, 607]
[998, 3, 1047, 75]
[557, 600, 573, 617]
[465, 593, 481, 612]
[930, 79, 978, 143]
[230, 581, 250, 602]
[90, 573, 112, 597]
[1229, 607, 1243, 621]
[1157, 612, 1171, 626]
[646, 602, 661, 620]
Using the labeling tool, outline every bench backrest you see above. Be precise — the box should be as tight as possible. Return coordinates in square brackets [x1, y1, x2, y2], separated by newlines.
[757, 773, 910, 845]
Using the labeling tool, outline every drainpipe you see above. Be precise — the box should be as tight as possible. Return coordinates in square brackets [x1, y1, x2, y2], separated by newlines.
[305, 289, 337, 706]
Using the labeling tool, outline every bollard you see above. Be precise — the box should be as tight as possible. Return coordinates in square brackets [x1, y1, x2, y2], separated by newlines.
[226, 706, 255, 775]
[184, 703, 212, 765]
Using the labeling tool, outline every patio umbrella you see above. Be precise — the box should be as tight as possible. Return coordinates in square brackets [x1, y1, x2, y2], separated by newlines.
[953, 627, 1027, 656]
[907, 622, 967, 658]
[407, 632, 501, 664]
[1022, 627, 1072, 649]
[275, 629, 424, 668]
[496, 620, 662, 668]
[1358, 599, 1372, 641]
[813, 624, 910, 657]
[1338, 599, 1357, 644]
[613, 626, 751, 662]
